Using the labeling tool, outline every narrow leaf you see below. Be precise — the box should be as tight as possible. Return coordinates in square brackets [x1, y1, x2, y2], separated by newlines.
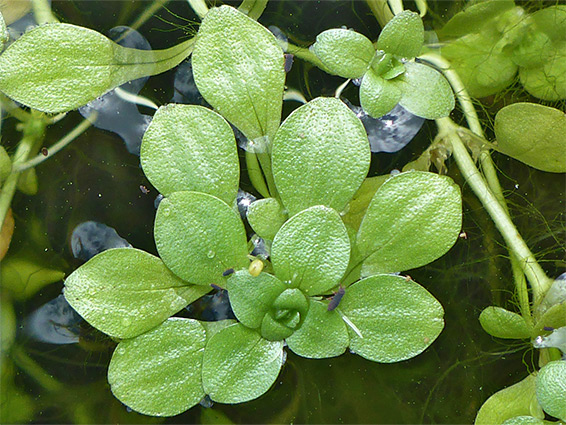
[0, 23, 193, 113]
[64, 248, 209, 339]
[154, 191, 249, 285]
[108, 318, 206, 417]
[376, 10, 424, 58]
[141, 105, 239, 204]
[202, 323, 284, 403]
[271, 206, 350, 296]
[340, 275, 444, 363]
[272, 97, 370, 216]
[312, 29, 374, 79]
[192, 5, 285, 142]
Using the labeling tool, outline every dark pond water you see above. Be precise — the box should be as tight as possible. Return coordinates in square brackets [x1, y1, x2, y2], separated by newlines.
[1, 0, 564, 423]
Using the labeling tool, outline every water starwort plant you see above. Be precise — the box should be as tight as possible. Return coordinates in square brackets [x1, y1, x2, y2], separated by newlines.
[0, 0, 564, 422]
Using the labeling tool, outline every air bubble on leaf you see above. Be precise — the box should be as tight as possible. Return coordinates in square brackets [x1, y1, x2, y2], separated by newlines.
[390, 169, 401, 175]
[250, 234, 270, 259]
[199, 395, 214, 408]
[268, 25, 288, 52]
[171, 58, 209, 106]
[70, 221, 131, 261]
[236, 189, 256, 219]
[352, 78, 362, 87]
[78, 26, 153, 156]
[154, 193, 164, 209]
[237, 133, 270, 154]
[533, 327, 566, 355]
[206, 250, 215, 259]
[344, 99, 425, 153]
[23, 294, 82, 344]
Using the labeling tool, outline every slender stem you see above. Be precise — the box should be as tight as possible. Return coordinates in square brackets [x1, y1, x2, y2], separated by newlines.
[12, 345, 63, 392]
[437, 117, 552, 302]
[364, 0, 394, 27]
[286, 42, 330, 73]
[239, 0, 269, 20]
[15, 116, 94, 173]
[31, 0, 58, 24]
[127, 0, 170, 32]
[186, 0, 208, 19]
[0, 93, 31, 122]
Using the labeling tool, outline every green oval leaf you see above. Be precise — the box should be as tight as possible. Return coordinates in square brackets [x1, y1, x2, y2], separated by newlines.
[1, 256, 65, 300]
[536, 360, 566, 421]
[359, 68, 402, 118]
[357, 171, 462, 274]
[271, 205, 350, 296]
[192, 5, 285, 141]
[312, 29, 374, 79]
[397, 62, 455, 119]
[340, 275, 444, 363]
[286, 299, 349, 359]
[0, 23, 192, 113]
[501, 417, 546, 425]
[154, 191, 249, 285]
[439, 0, 515, 38]
[376, 10, 424, 58]
[494, 103, 566, 173]
[141, 105, 239, 204]
[519, 46, 566, 101]
[272, 97, 370, 216]
[479, 306, 532, 339]
[202, 323, 284, 403]
[108, 318, 206, 417]
[475, 375, 543, 425]
[226, 270, 286, 329]
[64, 248, 209, 339]
[246, 198, 287, 241]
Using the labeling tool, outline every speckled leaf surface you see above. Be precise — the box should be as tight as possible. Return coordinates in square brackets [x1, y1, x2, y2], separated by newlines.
[375, 10, 424, 58]
[479, 306, 532, 339]
[272, 97, 370, 216]
[286, 299, 349, 358]
[536, 360, 566, 420]
[475, 374, 544, 425]
[340, 275, 444, 363]
[64, 248, 209, 339]
[0, 23, 192, 113]
[359, 69, 402, 118]
[358, 171, 462, 275]
[494, 103, 566, 173]
[154, 191, 249, 285]
[271, 206, 350, 296]
[246, 198, 287, 241]
[202, 323, 284, 403]
[192, 5, 285, 141]
[108, 318, 206, 417]
[141, 105, 239, 204]
[312, 29, 374, 79]
[397, 62, 455, 119]
[226, 270, 286, 329]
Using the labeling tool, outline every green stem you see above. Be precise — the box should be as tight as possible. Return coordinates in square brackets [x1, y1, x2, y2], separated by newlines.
[127, 0, 170, 32]
[186, 0, 208, 19]
[15, 117, 94, 173]
[0, 93, 31, 123]
[31, 0, 58, 24]
[286, 42, 330, 73]
[436, 117, 552, 302]
[364, 0, 394, 26]
[239, 0, 269, 20]
[12, 345, 63, 392]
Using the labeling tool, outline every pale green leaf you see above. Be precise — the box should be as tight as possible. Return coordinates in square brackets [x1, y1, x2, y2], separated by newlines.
[200, 319, 238, 341]
[0, 23, 193, 113]
[108, 318, 206, 417]
[272, 97, 370, 216]
[536, 303, 566, 333]
[479, 306, 532, 339]
[16, 168, 37, 195]
[202, 323, 284, 403]
[0, 146, 11, 184]
[359, 69, 402, 118]
[494, 103, 566, 173]
[439, 0, 515, 38]
[1, 256, 65, 300]
[376, 10, 424, 58]
[397, 62, 454, 119]
[271, 206, 350, 296]
[530, 5, 566, 43]
[357, 171, 462, 275]
[192, 5, 285, 142]
[154, 191, 249, 285]
[140, 105, 239, 204]
[519, 45, 566, 101]
[286, 299, 349, 359]
[0, 12, 7, 51]
[1, 294, 15, 355]
[226, 270, 286, 329]
[341, 175, 391, 231]
[312, 29, 374, 79]
[246, 198, 287, 241]
[340, 275, 444, 362]
[502, 416, 546, 425]
[64, 248, 209, 339]
[536, 360, 566, 420]
[475, 375, 544, 425]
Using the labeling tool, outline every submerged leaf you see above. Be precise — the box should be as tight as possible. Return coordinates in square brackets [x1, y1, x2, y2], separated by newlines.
[192, 5, 285, 142]
[64, 248, 209, 339]
[519, 45, 566, 101]
[0, 23, 193, 112]
[108, 318, 206, 416]
[154, 191, 249, 285]
[141, 104, 239, 204]
[272, 97, 370, 216]
[494, 103, 566, 173]
[340, 275, 444, 363]
[479, 306, 532, 339]
[202, 323, 284, 403]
